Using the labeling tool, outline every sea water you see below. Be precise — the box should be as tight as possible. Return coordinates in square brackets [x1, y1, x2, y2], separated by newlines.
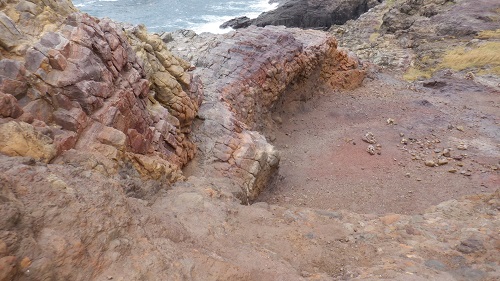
[72, 0, 278, 34]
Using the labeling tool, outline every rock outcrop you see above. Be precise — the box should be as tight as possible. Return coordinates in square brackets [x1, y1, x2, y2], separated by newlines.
[330, 0, 500, 85]
[221, 0, 382, 30]
[0, 0, 202, 181]
[166, 26, 365, 201]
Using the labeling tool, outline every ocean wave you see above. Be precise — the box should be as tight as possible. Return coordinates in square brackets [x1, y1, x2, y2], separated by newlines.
[74, 0, 279, 34]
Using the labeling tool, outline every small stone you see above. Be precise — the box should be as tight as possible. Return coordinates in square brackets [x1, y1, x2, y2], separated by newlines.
[464, 72, 475, 80]
[457, 143, 468, 150]
[20, 257, 31, 270]
[401, 138, 408, 145]
[456, 126, 464, 132]
[442, 148, 451, 157]
[437, 158, 449, 165]
[380, 214, 401, 225]
[362, 132, 377, 144]
[405, 173, 411, 178]
[448, 168, 457, 173]
[425, 160, 436, 167]
[386, 118, 395, 125]
[0, 240, 7, 256]
[367, 145, 376, 155]
[399, 132, 405, 137]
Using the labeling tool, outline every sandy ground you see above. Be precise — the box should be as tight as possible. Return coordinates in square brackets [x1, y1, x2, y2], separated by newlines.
[258, 71, 499, 215]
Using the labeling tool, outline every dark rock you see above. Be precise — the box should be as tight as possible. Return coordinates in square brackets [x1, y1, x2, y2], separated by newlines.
[228, 0, 381, 30]
[457, 238, 485, 254]
[220, 16, 252, 29]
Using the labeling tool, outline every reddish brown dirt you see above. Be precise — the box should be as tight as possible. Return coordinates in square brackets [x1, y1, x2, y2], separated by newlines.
[258, 71, 500, 214]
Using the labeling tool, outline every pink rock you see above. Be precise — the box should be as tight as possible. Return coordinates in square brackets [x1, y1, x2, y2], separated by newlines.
[0, 92, 23, 118]
[48, 49, 67, 71]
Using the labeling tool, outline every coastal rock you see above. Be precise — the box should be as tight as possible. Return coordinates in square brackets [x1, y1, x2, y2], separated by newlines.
[222, 0, 382, 30]
[168, 26, 365, 201]
[0, 1, 202, 179]
[219, 16, 252, 29]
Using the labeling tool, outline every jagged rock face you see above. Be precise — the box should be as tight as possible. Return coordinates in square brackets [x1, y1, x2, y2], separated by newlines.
[222, 0, 382, 30]
[0, 0, 202, 180]
[167, 26, 365, 201]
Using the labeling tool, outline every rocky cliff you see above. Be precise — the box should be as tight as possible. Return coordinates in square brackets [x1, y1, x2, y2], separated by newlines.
[0, 0, 202, 184]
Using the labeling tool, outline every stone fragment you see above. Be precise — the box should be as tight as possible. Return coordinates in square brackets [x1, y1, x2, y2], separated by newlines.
[367, 145, 375, 155]
[425, 160, 436, 167]
[0, 92, 23, 118]
[97, 126, 127, 150]
[437, 158, 449, 165]
[0, 12, 24, 51]
[362, 132, 377, 144]
[457, 238, 485, 254]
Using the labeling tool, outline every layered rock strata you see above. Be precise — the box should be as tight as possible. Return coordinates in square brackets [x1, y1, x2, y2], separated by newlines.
[166, 26, 365, 201]
[0, 0, 202, 181]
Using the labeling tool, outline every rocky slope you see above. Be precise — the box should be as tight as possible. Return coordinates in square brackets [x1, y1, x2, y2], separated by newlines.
[0, 0, 499, 280]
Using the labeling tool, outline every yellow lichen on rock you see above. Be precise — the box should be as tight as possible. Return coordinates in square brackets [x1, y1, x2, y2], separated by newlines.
[0, 121, 56, 162]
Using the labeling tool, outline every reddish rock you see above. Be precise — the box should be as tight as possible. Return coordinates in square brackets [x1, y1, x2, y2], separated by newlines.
[0, 92, 23, 118]
[0, 256, 17, 281]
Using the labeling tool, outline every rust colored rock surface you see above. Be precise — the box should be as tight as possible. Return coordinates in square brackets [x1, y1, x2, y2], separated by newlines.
[167, 26, 365, 201]
[0, 0, 202, 179]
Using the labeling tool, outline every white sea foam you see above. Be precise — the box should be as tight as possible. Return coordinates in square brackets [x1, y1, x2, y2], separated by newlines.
[74, 0, 280, 34]
[190, 0, 278, 34]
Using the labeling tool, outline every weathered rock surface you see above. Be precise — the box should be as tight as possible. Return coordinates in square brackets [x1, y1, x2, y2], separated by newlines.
[166, 26, 365, 201]
[1, 154, 498, 280]
[0, 0, 202, 181]
[222, 0, 382, 30]
[0, 0, 498, 280]
[330, 0, 500, 86]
